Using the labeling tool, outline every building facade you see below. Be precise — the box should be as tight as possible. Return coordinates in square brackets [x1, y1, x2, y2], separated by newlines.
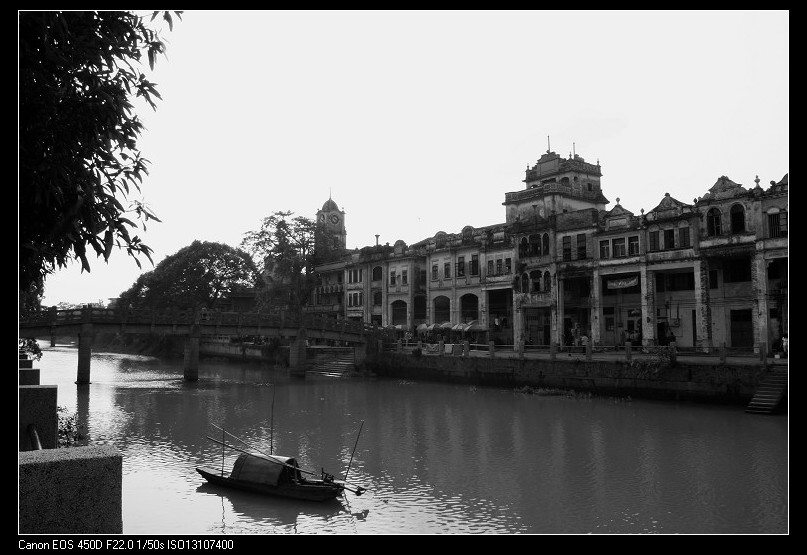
[305, 151, 788, 352]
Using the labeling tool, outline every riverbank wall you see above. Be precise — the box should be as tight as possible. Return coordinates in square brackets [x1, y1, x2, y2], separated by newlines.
[363, 352, 774, 406]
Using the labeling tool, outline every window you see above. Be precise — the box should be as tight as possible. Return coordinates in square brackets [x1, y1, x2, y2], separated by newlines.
[457, 256, 465, 277]
[678, 226, 690, 248]
[530, 235, 540, 256]
[521, 273, 529, 293]
[542, 234, 550, 256]
[373, 291, 382, 305]
[487, 260, 494, 276]
[707, 208, 722, 236]
[471, 255, 479, 275]
[402, 270, 408, 285]
[577, 234, 587, 259]
[444, 262, 451, 279]
[372, 266, 383, 281]
[496, 259, 502, 275]
[612, 237, 626, 258]
[543, 271, 551, 292]
[664, 229, 675, 250]
[519, 237, 529, 257]
[432, 264, 438, 280]
[628, 236, 639, 256]
[505, 258, 512, 273]
[768, 211, 787, 238]
[600, 240, 610, 259]
[390, 271, 396, 285]
[587, 183, 593, 192]
[649, 230, 660, 252]
[730, 204, 745, 234]
[562, 236, 571, 261]
[348, 269, 362, 283]
[723, 258, 751, 283]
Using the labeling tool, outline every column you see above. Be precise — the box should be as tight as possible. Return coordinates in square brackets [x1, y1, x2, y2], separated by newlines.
[754, 254, 769, 353]
[183, 324, 200, 381]
[555, 275, 565, 346]
[693, 259, 713, 352]
[590, 269, 601, 345]
[76, 323, 93, 385]
[640, 266, 655, 346]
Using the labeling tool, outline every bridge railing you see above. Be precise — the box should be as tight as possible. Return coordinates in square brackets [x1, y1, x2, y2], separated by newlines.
[20, 307, 370, 337]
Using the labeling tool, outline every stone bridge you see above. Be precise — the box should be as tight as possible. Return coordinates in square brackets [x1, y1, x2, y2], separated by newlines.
[19, 307, 375, 383]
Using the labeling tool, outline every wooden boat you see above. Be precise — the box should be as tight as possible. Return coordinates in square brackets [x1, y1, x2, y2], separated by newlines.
[196, 424, 366, 502]
[197, 453, 346, 502]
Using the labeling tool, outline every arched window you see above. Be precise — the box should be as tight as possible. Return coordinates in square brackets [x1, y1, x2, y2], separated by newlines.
[529, 234, 541, 256]
[543, 271, 551, 293]
[460, 294, 479, 321]
[519, 237, 529, 257]
[730, 204, 745, 234]
[530, 270, 542, 292]
[707, 208, 722, 237]
[372, 266, 383, 281]
[521, 273, 529, 293]
[391, 300, 407, 325]
[542, 234, 550, 256]
[433, 296, 450, 323]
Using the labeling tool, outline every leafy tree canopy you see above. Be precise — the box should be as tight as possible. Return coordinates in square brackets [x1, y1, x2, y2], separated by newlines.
[118, 241, 261, 311]
[240, 211, 322, 310]
[19, 10, 181, 310]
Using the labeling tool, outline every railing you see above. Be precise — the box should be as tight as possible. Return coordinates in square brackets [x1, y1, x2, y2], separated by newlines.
[19, 308, 371, 336]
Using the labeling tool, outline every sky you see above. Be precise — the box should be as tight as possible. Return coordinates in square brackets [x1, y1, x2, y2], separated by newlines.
[32, 10, 789, 307]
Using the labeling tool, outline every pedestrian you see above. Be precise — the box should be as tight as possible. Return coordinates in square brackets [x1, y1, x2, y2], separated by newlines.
[782, 334, 788, 357]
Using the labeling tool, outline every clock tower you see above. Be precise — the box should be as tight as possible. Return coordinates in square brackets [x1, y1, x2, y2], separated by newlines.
[315, 196, 347, 254]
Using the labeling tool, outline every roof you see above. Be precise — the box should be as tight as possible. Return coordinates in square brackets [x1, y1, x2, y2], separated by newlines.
[321, 198, 339, 212]
[230, 453, 295, 486]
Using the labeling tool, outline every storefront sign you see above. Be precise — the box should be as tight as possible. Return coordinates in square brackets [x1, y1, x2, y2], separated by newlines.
[607, 276, 638, 289]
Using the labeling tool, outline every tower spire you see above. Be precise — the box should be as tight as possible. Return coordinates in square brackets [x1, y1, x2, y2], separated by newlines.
[547, 135, 551, 153]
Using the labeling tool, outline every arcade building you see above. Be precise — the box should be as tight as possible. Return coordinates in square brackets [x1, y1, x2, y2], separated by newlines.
[305, 150, 788, 352]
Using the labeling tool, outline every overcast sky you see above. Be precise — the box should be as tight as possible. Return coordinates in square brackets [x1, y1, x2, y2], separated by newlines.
[33, 10, 789, 306]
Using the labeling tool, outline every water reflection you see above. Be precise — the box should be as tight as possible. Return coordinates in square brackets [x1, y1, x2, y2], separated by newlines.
[34, 344, 787, 534]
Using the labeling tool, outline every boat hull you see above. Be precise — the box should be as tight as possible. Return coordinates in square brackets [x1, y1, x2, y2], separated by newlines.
[196, 466, 344, 502]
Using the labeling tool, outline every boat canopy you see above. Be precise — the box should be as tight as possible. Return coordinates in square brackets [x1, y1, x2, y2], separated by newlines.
[231, 453, 297, 486]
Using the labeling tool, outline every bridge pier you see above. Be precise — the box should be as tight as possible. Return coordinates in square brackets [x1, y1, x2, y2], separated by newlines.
[183, 325, 200, 381]
[289, 328, 307, 374]
[77, 323, 93, 385]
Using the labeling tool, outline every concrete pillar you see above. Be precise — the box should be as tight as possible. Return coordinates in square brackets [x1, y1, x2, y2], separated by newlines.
[640, 268, 655, 347]
[591, 269, 601, 345]
[758, 342, 767, 364]
[438, 339, 444, 356]
[488, 341, 495, 357]
[183, 329, 200, 381]
[625, 341, 632, 362]
[517, 339, 524, 359]
[719, 342, 727, 364]
[754, 254, 769, 352]
[585, 340, 592, 361]
[289, 328, 308, 373]
[694, 259, 713, 352]
[669, 341, 677, 364]
[77, 323, 93, 385]
[556, 277, 565, 346]
[463, 340, 470, 357]
[397, 339, 402, 353]
[550, 341, 557, 360]
[50, 336, 56, 347]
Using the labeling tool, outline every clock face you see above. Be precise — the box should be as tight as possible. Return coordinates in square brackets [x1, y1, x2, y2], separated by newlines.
[330, 214, 340, 224]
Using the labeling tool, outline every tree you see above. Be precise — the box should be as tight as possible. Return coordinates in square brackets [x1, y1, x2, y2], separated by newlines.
[240, 211, 320, 310]
[118, 241, 261, 311]
[19, 11, 181, 312]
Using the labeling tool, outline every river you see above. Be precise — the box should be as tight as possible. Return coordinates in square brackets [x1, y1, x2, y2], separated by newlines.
[31, 342, 788, 535]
